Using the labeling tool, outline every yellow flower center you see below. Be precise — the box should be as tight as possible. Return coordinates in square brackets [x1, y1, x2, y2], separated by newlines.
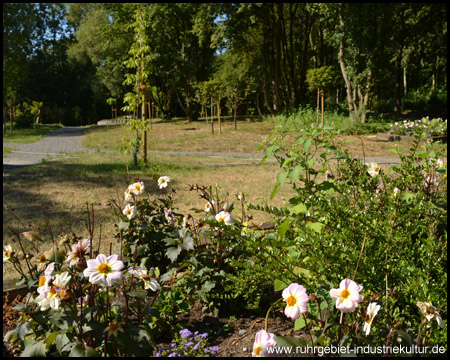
[48, 286, 56, 297]
[365, 313, 372, 324]
[126, 209, 131, 215]
[218, 217, 224, 223]
[286, 295, 297, 307]
[109, 321, 120, 331]
[340, 289, 350, 300]
[374, 167, 380, 173]
[59, 289, 70, 300]
[140, 274, 150, 280]
[135, 185, 141, 191]
[39, 276, 47, 287]
[98, 263, 112, 275]
[254, 346, 262, 356]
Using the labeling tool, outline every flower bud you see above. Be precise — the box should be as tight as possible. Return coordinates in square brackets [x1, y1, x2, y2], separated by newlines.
[76, 260, 87, 271]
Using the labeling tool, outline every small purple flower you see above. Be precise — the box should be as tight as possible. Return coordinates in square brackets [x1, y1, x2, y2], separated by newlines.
[192, 341, 202, 351]
[179, 329, 193, 339]
[195, 332, 208, 339]
[184, 342, 194, 348]
[168, 353, 178, 357]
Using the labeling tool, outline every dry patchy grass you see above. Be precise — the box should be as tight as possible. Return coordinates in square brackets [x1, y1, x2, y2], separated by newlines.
[3, 150, 293, 280]
[4, 119, 445, 280]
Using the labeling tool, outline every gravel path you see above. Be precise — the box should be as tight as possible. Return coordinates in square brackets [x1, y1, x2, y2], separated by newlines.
[3, 126, 403, 172]
[3, 126, 95, 170]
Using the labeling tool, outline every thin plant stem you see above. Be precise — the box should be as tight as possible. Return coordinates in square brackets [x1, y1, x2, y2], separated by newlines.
[338, 311, 344, 345]
[353, 230, 367, 281]
[265, 298, 283, 332]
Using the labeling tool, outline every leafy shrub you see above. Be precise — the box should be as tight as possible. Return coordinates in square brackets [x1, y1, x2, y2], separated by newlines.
[245, 122, 447, 349]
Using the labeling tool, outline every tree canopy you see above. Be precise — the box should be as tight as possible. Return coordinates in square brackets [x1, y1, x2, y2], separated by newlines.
[3, 3, 447, 125]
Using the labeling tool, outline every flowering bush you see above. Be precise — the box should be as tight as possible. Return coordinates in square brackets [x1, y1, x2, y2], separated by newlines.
[244, 122, 447, 352]
[389, 117, 447, 137]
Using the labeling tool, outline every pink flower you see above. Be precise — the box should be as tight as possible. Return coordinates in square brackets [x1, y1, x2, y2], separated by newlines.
[83, 254, 124, 287]
[330, 279, 364, 313]
[252, 329, 276, 357]
[282, 283, 309, 320]
[215, 211, 233, 226]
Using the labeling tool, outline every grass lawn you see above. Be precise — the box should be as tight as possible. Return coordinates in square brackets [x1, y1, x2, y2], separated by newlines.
[2, 123, 63, 143]
[3, 146, 19, 155]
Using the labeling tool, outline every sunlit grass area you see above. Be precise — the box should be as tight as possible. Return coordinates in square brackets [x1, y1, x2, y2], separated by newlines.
[3, 123, 63, 143]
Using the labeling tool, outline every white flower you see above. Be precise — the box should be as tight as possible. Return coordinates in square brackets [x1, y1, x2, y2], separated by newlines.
[3, 244, 13, 263]
[130, 181, 145, 195]
[215, 211, 233, 226]
[204, 200, 215, 213]
[124, 186, 133, 203]
[363, 302, 381, 336]
[158, 176, 171, 189]
[104, 320, 124, 338]
[393, 187, 401, 196]
[252, 329, 277, 357]
[129, 268, 161, 292]
[435, 158, 446, 168]
[123, 204, 136, 220]
[330, 279, 364, 313]
[66, 239, 90, 266]
[36, 271, 71, 311]
[417, 301, 445, 328]
[367, 163, 381, 177]
[83, 254, 124, 287]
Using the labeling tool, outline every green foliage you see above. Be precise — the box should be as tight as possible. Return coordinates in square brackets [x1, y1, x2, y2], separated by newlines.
[306, 66, 336, 91]
[251, 122, 447, 348]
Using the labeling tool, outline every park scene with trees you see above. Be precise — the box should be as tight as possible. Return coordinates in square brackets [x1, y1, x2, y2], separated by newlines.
[3, 3, 447, 357]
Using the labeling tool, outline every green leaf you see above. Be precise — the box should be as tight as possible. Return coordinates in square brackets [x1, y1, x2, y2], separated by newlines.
[303, 138, 312, 152]
[306, 222, 325, 234]
[274, 279, 288, 291]
[317, 181, 337, 193]
[118, 220, 129, 231]
[44, 331, 59, 349]
[389, 147, 400, 154]
[400, 192, 416, 203]
[17, 322, 32, 340]
[294, 317, 306, 330]
[277, 171, 288, 186]
[304, 158, 314, 169]
[69, 343, 100, 357]
[289, 165, 303, 183]
[290, 203, 308, 214]
[128, 290, 147, 301]
[55, 333, 70, 353]
[278, 219, 291, 239]
[165, 246, 182, 262]
[270, 184, 280, 200]
[21, 340, 46, 357]
[264, 144, 280, 157]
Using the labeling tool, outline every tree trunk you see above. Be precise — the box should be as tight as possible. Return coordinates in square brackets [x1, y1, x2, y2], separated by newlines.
[394, 49, 403, 112]
[263, 71, 276, 117]
[338, 37, 356, 122]
[338, 8, 357, 122]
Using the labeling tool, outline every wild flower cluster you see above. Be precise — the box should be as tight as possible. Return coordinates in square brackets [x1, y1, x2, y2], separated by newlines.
[156, 329, 220, 357]
[389, 117, 447, 137]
